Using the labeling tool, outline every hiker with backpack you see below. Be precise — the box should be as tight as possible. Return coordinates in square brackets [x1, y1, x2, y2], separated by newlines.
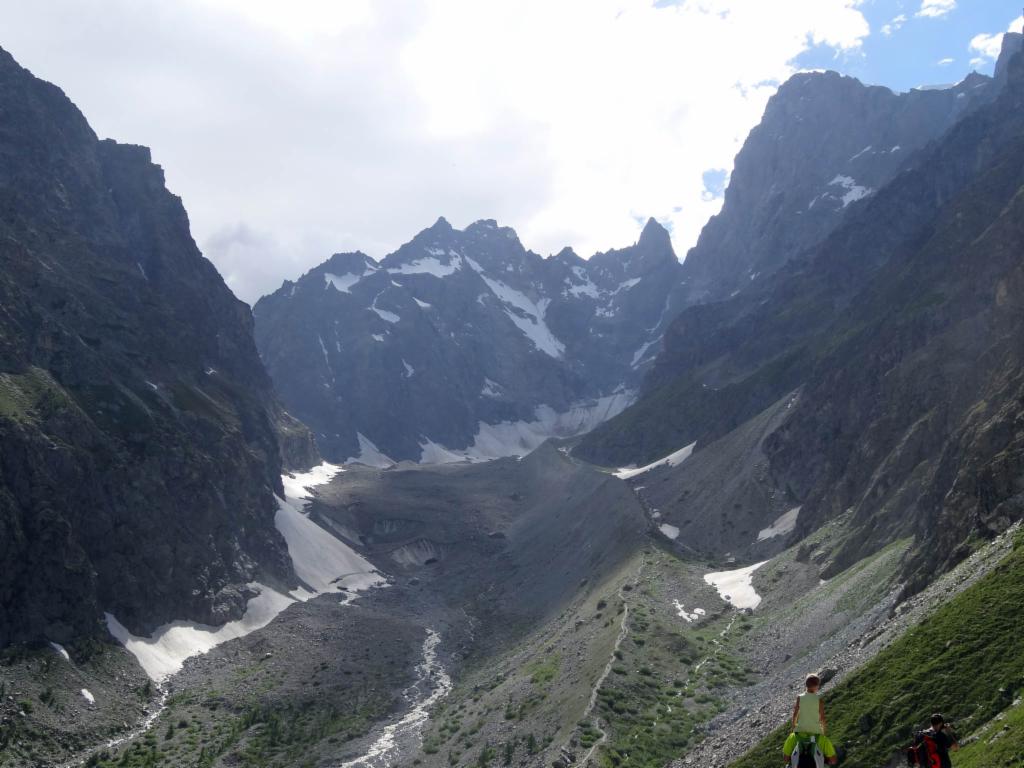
[906, 713, 959, 767]
[782, 674, 839, 766]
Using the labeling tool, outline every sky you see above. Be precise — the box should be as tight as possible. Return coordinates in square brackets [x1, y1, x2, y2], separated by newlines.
[1, 1, 1021, 303]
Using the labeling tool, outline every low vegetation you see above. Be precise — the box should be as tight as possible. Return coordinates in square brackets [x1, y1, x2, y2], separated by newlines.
[731, 532, 1024, 768]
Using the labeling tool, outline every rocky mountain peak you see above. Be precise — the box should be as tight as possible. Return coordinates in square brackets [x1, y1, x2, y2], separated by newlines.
[428, 215, 453, 232]
[552, 246, 584, 265]
[995, 31, 1023, 82]
[637, 217, 671, 248]
[322, 251, 376, 274]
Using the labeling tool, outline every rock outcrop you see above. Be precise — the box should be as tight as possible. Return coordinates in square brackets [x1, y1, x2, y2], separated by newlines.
[254, 217, 681, 462]
[0, 47, 303, 646]
[577, 46, 1024, 588]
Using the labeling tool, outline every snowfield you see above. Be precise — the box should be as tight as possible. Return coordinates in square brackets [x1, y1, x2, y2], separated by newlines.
[324, 269, 372, 294]
[387, 254, 463, 278]
[105, 586, 296, 681]
[659, 523, 681, 540]
[107, 462, 385, 681]
[829, 174, 873, 207]
[417, 391, 634, 463]
[703, 561, 768, 610]
[614, 441, 696, 479]
[757, 506, 801, 542]
[347, 432, 396, 468]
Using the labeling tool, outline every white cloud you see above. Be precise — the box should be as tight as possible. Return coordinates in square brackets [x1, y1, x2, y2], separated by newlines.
[881, 13, 907, 36]
[969, 15, 1024, 64]
[937, 57, 954, 65]
[916, 0, 956, 19]
[0, 0, 869, 302]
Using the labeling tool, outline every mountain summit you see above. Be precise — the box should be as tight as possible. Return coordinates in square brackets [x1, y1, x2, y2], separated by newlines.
[253, 218, 682, 462]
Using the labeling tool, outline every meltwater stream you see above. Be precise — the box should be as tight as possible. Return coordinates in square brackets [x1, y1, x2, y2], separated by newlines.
[337, 629, 452, 768]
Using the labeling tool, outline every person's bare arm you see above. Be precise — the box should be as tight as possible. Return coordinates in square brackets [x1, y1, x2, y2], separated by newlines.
[792, 698, 800, 729]
[819, 700, 827, 734]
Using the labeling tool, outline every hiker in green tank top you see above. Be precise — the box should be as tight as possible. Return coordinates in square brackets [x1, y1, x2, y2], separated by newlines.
[783, 674, 838, 765]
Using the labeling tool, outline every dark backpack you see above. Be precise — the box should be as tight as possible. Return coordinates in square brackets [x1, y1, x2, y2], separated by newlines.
[792, 734, 822, 768]
[905, 731, 942, 767]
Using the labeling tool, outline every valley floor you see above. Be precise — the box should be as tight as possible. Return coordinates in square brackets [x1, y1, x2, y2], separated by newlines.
[4, 456, 1022, 768]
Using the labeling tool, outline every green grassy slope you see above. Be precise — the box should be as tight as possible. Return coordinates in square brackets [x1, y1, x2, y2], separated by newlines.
[730, 532, 1024, 768]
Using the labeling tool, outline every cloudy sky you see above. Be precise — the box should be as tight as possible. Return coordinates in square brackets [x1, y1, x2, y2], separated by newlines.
[2, 0, 1021, 302]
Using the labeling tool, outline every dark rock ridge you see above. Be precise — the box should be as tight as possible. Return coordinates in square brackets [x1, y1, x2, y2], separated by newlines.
[254, 217, 681, 462]
[0, 47, 309, 647]
[257, 63, 1000, 465]
[673, 64, 1000, 307]
[578, 44, 1024, 587]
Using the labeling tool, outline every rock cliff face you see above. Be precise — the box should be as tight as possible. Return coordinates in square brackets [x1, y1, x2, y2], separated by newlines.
[674, 66, 998, 306]
[254, 218, 681, 462]
[577, 45, 1024, 587]
[256, 63, 1001, 465]
[0, 47, 302, 646]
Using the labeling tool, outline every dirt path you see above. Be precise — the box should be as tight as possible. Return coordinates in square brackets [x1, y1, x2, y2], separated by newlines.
[574, 559, 645, 767]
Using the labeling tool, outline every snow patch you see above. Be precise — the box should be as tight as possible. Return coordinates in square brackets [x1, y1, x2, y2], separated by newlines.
[81, 689, 95, 705]
[478, 275, 565, 358]
[613, 277, 641, 294]
[371, 334, 385, 342]
[49, 642, 70, 662]
[346, 433, 396, 469]
[108, 462, 384, 681]
[672, 600, 706, 623]
[388, 256, 462, 278]
[413, 297, 432, 309]
[282, 461, 343, 503]
[756, 506, 801, 542]
[615, 441, 696, 479]
[402, 359, 415, 378]
[420, 391, 634, 463]
[418, 438, 471, 464]
[704, 561, 768, 610]
[829, 174, 873, 207]
[371, 303, 400, 324]
[480, 378, 503, 397]
[566, 268, 600, 299]
[631, 337, 662, 368]
[324, 271, 369, 293]
[848, 145, 873, 161]
[659, 524, 680, 540]
[105, 586, 295, 682]
[317, 335, 330, 368]
[275, 493, 383, 595]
